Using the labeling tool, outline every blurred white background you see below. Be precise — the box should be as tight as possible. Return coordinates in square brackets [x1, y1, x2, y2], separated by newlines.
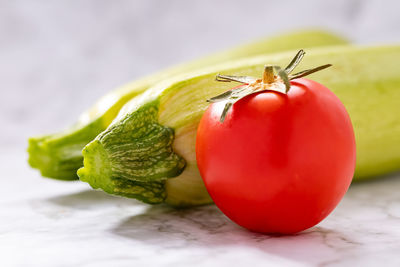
[1, 0, 399, 150]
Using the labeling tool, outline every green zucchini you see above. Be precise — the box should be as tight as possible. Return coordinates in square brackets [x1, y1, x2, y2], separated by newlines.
[28, 30, 348, 180]
[78, 45, 400, 207]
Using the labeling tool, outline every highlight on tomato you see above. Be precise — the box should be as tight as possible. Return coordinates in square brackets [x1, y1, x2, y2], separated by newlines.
[196, 50, 356, 234]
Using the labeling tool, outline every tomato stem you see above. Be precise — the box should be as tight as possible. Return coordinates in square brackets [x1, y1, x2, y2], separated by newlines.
[209, 50, 332, 122]
[263, 66, 275, 84]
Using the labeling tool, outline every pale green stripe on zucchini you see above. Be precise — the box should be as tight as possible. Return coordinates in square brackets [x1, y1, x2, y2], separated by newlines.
[28, 30, 349, 180]
[78, 45, 400, 207]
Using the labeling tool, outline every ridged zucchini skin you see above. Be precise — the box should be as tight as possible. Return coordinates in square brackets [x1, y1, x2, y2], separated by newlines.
[79, 100, 186, 204]
[78, 46, 400, 206]
[27, 30, 349, 180]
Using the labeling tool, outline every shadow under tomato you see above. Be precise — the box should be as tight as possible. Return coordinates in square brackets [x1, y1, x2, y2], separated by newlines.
[109, 203, 355, 265]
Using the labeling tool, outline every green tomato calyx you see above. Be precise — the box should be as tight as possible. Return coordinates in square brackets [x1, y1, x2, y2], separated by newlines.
[209, 49, 332, 122]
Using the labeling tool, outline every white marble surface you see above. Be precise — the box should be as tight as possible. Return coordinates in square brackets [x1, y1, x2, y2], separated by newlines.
[1, 149, 400, 267]
[1, 1, 400, 266]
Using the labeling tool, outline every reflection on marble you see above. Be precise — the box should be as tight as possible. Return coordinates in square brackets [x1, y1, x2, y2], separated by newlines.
[1, 150, 400, 267]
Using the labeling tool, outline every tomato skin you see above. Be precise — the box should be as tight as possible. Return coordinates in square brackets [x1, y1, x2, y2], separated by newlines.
[196, 78, 356, 234]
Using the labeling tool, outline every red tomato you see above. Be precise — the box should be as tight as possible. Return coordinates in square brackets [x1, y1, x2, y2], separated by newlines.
[196, 78, 356, 234]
